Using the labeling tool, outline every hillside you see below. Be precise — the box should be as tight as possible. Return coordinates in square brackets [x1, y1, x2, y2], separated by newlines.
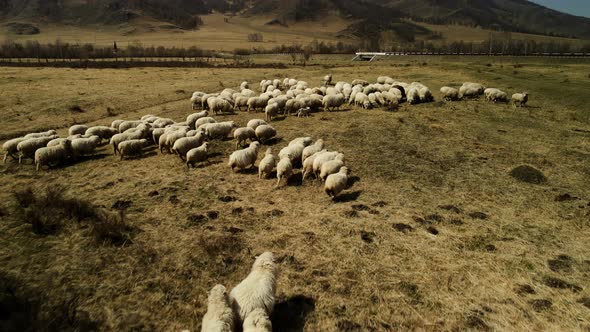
[1, 0, 589, 50]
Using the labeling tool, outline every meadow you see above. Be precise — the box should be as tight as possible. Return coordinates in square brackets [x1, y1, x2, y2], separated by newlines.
[0, 55, 589, 331]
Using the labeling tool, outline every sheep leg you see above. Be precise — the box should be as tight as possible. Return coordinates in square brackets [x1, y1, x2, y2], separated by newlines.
[36, 162, 40, 172]
[120, 154, 124, 161]
[2, 152, 7, 164]
[18, 154, 22, 164]
[276, 177, 281, 187]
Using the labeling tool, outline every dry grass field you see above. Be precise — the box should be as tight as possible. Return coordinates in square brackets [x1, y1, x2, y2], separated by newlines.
[1, 56, 590, 331]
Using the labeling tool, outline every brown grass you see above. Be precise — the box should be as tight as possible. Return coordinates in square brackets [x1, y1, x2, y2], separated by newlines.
[0, 56, 589, 331]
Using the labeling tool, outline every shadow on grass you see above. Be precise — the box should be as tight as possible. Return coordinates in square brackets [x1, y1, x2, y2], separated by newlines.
[333, 190, 362, 203]
[286, 172, 303, 186]
[261, 137, 282, 146]
[271, 295, 316, 332]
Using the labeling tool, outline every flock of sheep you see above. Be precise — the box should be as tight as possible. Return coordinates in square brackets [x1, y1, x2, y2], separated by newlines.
[201, 252, 277, 332]
[2, 74, 529, 200]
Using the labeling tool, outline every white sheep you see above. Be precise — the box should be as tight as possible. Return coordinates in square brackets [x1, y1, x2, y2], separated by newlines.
[68, 125, 88, 136]
[285, 99, 305, 115]
[512, 92, 529, 107]
[234, 127, 257, 149]
[118, 120, 143, 133]
[172, 132, 206, 161]
[320, 158, 345, 181]
[354, 92, 369, 108]
[47, 138, 69, 147]
[265, 103, 279, 122]
[312, 151, 343, 176]
[242, 308, 272, 332]
[302, 150, 326, 181]
[196, 117, 217, 128]
[440, 87, 460, 101]
[485, 88, 508, 102]
[247, 119, 267, 131]
[187, 111, 209, 129]
[240, 81, 250, 91]
[2, 137, 27, 163]
[17, 136, 58, 163]
[152, 118, 175, 129]
[191, 91, 205, 109]
[234, 96, 249, 111]
[228, 141, 260, 171]
[322, 74, 333, 87]
[296, 107, 310, 118]
[325, 166, 350, 198]
[276, 155, 293, 186]
[85, 126, 118, 142]
[118, 139, 148, 160]
[111, 119, 125, 129]
[34, 140, 71, 171]
[258, 148, 276, 179]
[71, 136, 101, 157]
[206, 121, 237, 140]
[322, 94, 345, 111]
[209, 98, 234, 115]
[200, 284, 233, 332]
[24, 130, 57, 139]
[186, 142, 209, 168]
[111, 126, 150, 155]
[289, 137, 313, 147]
[351, 79, 369, 86]
[279, 143, 305, 165]
[254, 125, 276, 144]
[230, 252, 276, 326]
[301, 139, 325, 163]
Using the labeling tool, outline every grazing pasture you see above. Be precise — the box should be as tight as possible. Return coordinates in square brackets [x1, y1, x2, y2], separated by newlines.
[1, 56, 589, 331]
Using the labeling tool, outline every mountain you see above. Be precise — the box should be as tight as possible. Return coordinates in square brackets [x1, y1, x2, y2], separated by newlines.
[1, 0, 590, 40]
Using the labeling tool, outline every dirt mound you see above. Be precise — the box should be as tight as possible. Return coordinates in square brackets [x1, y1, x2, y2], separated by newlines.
[510, 165, 547, 184]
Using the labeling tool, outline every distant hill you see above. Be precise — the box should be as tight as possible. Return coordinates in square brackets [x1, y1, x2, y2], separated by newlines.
[1, 0, 590, 42]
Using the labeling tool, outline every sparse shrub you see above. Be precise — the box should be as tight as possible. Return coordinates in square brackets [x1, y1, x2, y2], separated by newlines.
[12, 186, 135, 244]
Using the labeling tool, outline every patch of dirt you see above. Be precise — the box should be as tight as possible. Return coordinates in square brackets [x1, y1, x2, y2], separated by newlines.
[264, 209, 284, 217]
[449, 218, 464, 225]
[218, 195, 238, 202]
[530, 299, 552, 312]
[555, 193, 578, 202]
[360, 231, 375, 243]
[469, 212, 489, 220]
[484, 244, 496, 252]
[464, 310, 490, 331]
[169, 195, 179, 204]
[147, 190, 159, 197]
[427, 226, 439, 235]
[343, 210, 359, 218]
[351, 204, 370, 211]
[206, 211, 219, 220]
[393, 223, 414, 233]
[438, 204, 463, 213]
[515, 284, 536, 295]
[425, 214, 444, 222]
[336, 320, 362, 331]
[548, 255, 573, 273]
[543, 276, 582, 292]
[372, 201, 387, 207]
[224, 226, 243, 234]
[231, 207, 243, 215]
[510, 165, 547, 184]
[187, 214, 207, 224]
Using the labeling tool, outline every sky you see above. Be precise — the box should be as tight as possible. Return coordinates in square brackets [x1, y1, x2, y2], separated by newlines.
[530, 0, 590, 18]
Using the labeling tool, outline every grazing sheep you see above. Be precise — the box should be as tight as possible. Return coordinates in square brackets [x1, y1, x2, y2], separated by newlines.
[230, 252, 277, 325]
[276, 155, 293, 186]
[459, 82, 485, 99]
[325, 166, 350, 198]
[186, 142, 209, 168]
[206, 121, 237, 140]
[152, 128, 166, 144]
[34, 140, 72, 171]
[172, 132, 206, 161]
[68, 125, 88, 136]
[258, 148, 276, 179]
[118, 120, 143, 133]
[242, 308, 272, 332]
[351, 79, 369, 86]
[279, 143, 305, 165]
[418, 87, 434, 103]
[322, 94, 345, 111]
[354, 92, 369, 108]
[196, 117, 217, 128]
[320, 158, 345, 181]
[407, 87, 420, 104]
[86, 126, 118, 142]
[322, 74, 333, 87]
[187, 111, 209, 129]
[440, 87, 460, 101]
[234, 96, 249, 111]
[47, 138, 69, 147]
[255, 125, 276, 144]
[234, 127, 257, 149]
[209, 98, 234, 115]
[312, 151, 343, 176]
[247, 96, 269, 113]
[485, 88, 508, 102]
[301, 139, 325, 163]
[17, 136, 58, 164]
[201, 284, 233, 332]
[71, 136, 101, 157]
[285, 99, 305, 115]
[296, 107, 310, 118]
[302, 150, 327, 181]
[265, 103, 279, 122]
[118, 139, 148, 160]
[240, 81, 250, 91]
[289, 137, 313, 147]
[247, 119, 267, 131]
[191, 91, 205, 109]
[2, 137, 27, 163]
[512, 92, 529, 107]
[24, 130, 57, 139]
[111, 127, 150, 155]
[228, 141, 260, 172]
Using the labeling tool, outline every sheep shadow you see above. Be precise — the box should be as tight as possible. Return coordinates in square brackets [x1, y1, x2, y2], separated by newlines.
[286, 172, 303, 186]
[234, 166, 258, 175]
[270, 116, 287, 122]
[333, 190, 362, 203]
[271, 295, 316, 332]
[347, 176, 361, 187]
[261, 137, 282, 146]
[325, 107, 353, 113]
[121, 150, 158, 160]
